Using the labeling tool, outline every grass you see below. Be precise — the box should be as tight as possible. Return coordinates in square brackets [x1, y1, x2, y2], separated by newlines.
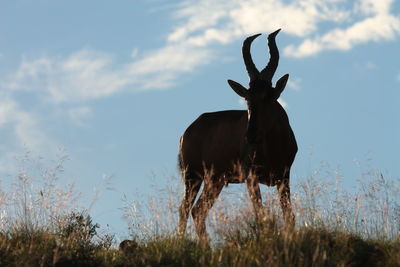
[0, 153, 399, 266]
[1, 215, 399, 266]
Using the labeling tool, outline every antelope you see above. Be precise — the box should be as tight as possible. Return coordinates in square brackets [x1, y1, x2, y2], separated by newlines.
[178, 29, 297, 241]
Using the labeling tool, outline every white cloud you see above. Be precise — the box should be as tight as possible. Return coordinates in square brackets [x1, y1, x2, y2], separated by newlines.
[0, 99, 15, 125]
[285, 0, 400, 57]
[170, 0, 350, 44]
[8, 57, 53, 91]
[355, 0, 393, 16]
[126, 43, 213, 89]
[14, 111, 45, 151]
[5, 0, 400, 103]
[130, 48, 139, 58]
[0, 0, 398, 165]
[354, 61, 377, 71]
[8, 50, 132, 102]
[6, 44, 213, 102]
[68, 106, 92, 127]
[365, 61, 377, 70]
[170, 0, 399, 59]
[287, 77, 302, 91]
[0, 99, 52, 153]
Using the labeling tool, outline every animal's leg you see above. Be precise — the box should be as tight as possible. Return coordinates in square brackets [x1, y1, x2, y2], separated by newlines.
[246, 175, 264, 222]
[191, 181, 224, 244]
[276, 173, 295, 226]
[178, 176, 202, 236]
[243, 145, 264, 220]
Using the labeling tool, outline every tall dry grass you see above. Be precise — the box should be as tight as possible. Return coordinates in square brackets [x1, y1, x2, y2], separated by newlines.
[0, 151, 399, 266]
[0, 150, 80, 233]
[0, 151, 114, 266]
[123, 162, 400, 243]
[119, 163, 400, 265]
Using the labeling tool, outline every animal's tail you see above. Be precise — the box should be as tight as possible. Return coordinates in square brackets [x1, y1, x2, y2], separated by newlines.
[177, 136, 185, 179]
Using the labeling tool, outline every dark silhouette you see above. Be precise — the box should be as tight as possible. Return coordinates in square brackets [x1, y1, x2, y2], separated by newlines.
[178, 29, 297, 242]
[119, 239, 138, 253]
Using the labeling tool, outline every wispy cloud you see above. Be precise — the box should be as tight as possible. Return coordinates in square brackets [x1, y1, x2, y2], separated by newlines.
[1, 0, 399, 157]
[126, 43, 213, 90]
[5, 0, 399, 102]
[169, 0, 350, 44]
[365, 61, 377, 70]
[354, 61, 378, 71]
[170, 0, 399, 58]
[0, 98, 53, 153]
[5, 44, 213, 102]
[287, 77, 302, 91]
[285, 0, 400, 57]
[130, 48, 139, 58]
[68, 106, 92, 127]
[8, 50, 130, 102]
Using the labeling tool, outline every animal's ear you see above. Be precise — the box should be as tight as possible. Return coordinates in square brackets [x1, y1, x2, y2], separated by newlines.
[274, 74, 289, 99]
[228, 80, 248, 98]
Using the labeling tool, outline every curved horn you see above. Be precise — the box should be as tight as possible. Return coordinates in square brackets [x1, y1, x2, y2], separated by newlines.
[242, 33, 261, 82]
[260, 29, 281, 81]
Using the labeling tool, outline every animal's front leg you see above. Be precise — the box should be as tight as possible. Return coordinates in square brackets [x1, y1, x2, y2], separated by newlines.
[246, 175, 264, 222]
[244, 144, 265, 222]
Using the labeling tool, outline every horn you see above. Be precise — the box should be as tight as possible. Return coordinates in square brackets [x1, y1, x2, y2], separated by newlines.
[260, 29, 281, 81]
[242, 33, 261, 82]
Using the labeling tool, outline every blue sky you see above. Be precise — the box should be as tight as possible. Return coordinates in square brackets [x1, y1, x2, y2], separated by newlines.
[1, 0, 399, 236]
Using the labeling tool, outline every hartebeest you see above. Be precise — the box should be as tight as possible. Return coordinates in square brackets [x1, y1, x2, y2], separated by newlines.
[178, 29, 297, 241]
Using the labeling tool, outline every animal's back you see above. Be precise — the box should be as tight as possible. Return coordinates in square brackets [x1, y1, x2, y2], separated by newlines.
[179, 110, 248, 180]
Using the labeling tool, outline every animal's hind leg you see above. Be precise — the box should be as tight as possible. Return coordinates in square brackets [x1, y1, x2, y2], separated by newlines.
[191, 180, 224, 243]
[178, 175, 202, 236]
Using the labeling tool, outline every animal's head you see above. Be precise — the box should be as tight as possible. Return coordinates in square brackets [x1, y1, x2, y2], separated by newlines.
[228, 29, 289, 144]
